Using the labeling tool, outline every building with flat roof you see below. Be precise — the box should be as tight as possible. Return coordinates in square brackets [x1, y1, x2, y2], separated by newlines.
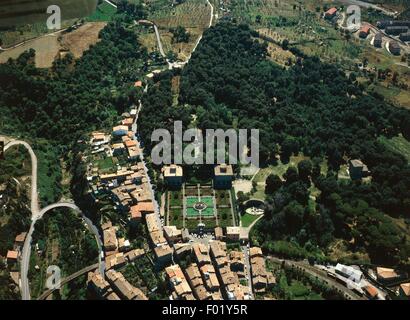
[163, 164, 183, 188]
[389, 41, 401, 55]
[376, 267, 399, 283]
[374, 33, 383, 47]
[154, 244, 173, 267]
[348, 159, 370, 180]
[163, 225, 182, 244]
[226, 227, 240, 241]
[214, 164, 234, 189]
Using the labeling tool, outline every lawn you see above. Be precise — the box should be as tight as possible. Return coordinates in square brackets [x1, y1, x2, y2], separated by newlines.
[186, 207, 200, 217]
[87, 1, 117, 22]
[186, 196, 200, 207]
[201, 207, 214, 217]
[217, 207, 234, 228]
[169, 190, 183, 207]
[240, 213, 261, 228]
[379, 135, 410, 163]
[96, 156, 116, 172]
[201, 196, 214, 208]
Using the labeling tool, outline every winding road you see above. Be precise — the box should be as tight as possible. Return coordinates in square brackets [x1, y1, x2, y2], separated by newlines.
[4, 140, 104, 300]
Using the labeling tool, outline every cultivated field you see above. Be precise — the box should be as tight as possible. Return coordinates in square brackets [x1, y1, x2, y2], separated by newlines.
[146, 0, 212, 60]
[0, 34, 60, 68]
[60, 22, 106, 58]
[0, 0, 97, 27]
[0, 22, 106, 67]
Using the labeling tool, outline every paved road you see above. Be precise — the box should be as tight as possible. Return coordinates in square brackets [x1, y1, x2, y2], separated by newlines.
[267, 256, 366, 300]
[4, 141, 39, 217]
[242, 245, 254, 299]
[37, 263, 99, 300]
[132, 99, 162, 228]
[4, 140, 104, 300]
[337, 0, 398, 16]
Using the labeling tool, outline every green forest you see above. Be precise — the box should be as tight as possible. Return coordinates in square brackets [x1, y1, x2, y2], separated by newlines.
[139, 22, 410, 269]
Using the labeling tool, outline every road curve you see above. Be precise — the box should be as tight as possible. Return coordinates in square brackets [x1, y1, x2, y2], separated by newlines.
[4, 140, 103, 300]
[4, 141, 39, 217]
[20, 202, 104, 300]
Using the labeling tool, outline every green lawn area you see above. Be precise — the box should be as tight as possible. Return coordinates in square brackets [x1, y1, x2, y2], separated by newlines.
[288, 281, 324, 300]
[253, 155, 310, 183]
[202, 207, 214, 217]
[240, 213, 261, 228]
[379, 135, 410, 163]
[87, 1, 117, 22]
[169, 208, 183, 228]
[215, 190, 230, 206]
[186, 207, 200, 217]
[96, 156, 116, 173]
[169, 191, 183, 207]
[217, 207, 233, 228]
[201, 196, 214, 207]
[186, 196, 199, 207]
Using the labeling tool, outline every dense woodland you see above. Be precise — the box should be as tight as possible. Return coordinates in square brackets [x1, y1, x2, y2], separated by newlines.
[176, 22, 410, 267]
[0, 5, 146, 145]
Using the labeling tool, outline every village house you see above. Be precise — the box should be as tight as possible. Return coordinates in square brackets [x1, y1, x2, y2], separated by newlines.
[334, 263, 363, 284]
[200, 263, 221, 293]
[374, 33, 383, 47]
[146, 213, 167, 246]
[163, 225, 182, 244]
[359, 25, 371, 38]
[173, 243, 192, 260]
[154, 244, 173, 267]
[213, 164, 234, 189]
[162, 164, 183, 188]
[399, 283, 410, 300]
[229, 250, 245, 272]
[363, 285, 378, 300]
[130, 201, 155, 221]
[165, 264, 195, 300]
[389, 41, 401, 55]
[209, 240, 229, 269]
[193, 243, 212, 266]
[14, 232, 27, 248]
[249, 247, 276, 293]
[112, 125, 129, 136]
[324, 7, 337, 19]
[348, 159, 370, 180]
[122, 118, 134, 129]
[87, 270, 120, 300]
[124, 248, 145, 263]
[6, 250, 18, 264]
[376, 267, 400, 284]
[226, 227, 240, 241]
[106, 252, 127, 270]
[112, 142, 125, 155]
[118, 238, 131, 252]
[214, 227, 224, 240]
[103, 226, 118, 253]
[184, 263, 212, 300]
[106, 269, 148, 300]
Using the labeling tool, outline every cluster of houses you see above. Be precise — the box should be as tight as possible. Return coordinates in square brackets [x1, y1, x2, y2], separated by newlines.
[5, 232, 27, 266]
[165, 242, 273, 300]
[87, 268, 148, 300]
[166, 242, 275, 300]
[327, 263, 410, 300]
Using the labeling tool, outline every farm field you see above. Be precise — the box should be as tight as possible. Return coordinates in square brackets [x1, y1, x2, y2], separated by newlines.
[87, 1, 117, 22]
[0, 0, 97, 27]
[379, 135, 410, 163]
[60, 22, 107, 58]
[0, 22, 107, 67]
[145, 0, 212, 60]
[0, 34, 60, 67]
[229, 0, 410, 110]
